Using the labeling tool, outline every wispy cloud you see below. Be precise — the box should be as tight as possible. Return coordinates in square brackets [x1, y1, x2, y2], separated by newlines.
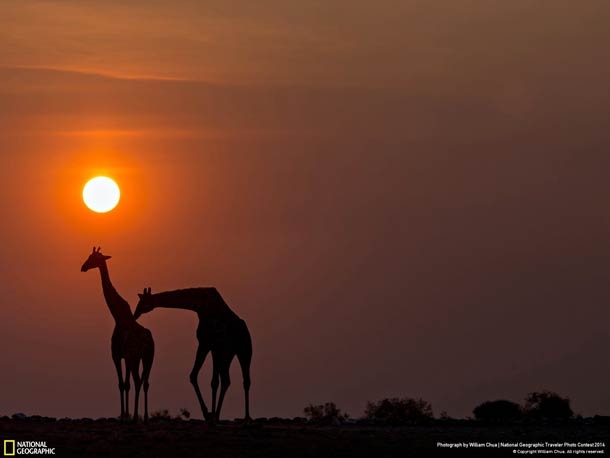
[0, 64, 200, 83]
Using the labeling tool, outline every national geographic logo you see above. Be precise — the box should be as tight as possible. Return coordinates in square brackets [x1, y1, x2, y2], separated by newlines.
[3, 441, 55, 455]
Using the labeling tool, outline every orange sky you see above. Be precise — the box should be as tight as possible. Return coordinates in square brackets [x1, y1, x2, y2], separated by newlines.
[1, 1, 610, 419]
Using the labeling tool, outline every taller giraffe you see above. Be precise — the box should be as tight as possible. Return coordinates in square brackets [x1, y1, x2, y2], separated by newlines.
[134, 287, 252, 423]
[81, 247, 155, 421]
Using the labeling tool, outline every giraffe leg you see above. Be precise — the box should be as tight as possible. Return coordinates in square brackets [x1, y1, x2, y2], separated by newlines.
[141, 344, 154, 423]
[211, 364, 219, 424]
[215, 364, 231, 422]
[237, 348, 252, 422]
[112, 355, 125, 420]
[190, 344, 211, 422]
[130, 359, 142, 422]
[143, 380, 149, 423]
[124, 365, 131, 419]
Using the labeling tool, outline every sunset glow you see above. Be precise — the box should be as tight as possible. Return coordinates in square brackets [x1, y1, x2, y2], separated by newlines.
[2, 0, 609, 429]
[83, 176, 121, 213]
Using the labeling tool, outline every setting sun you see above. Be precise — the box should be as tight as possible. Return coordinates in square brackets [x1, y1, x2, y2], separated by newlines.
[83, 176, 121, 213]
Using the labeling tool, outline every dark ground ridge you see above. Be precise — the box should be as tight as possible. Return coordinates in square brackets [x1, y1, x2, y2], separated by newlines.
[1, 416, 608, 457]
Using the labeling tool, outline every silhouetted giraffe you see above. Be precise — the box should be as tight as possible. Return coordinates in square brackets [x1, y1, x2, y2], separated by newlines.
[134, 287, 252, 423]
[81, 247, 155, 422]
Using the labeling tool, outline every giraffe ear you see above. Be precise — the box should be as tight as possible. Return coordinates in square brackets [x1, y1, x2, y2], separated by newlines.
[102, 255, 112, 260]
[138, 293, 143, 299]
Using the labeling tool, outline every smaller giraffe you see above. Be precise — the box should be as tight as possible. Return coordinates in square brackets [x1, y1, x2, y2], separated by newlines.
[81, 247, 155, 422]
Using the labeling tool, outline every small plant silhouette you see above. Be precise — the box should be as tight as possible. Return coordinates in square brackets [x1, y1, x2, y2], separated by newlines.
[303, 402, 349, 424]
[365, 397, 433, 425]
[179, 408, 191, 420]
[439, 411, 451, 420]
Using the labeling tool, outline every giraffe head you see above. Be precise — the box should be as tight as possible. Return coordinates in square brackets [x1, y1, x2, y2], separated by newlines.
[81, 246, 112, 272]
[134, 287, 153, 319]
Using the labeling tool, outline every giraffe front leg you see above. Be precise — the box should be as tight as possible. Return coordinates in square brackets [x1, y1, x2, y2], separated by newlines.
[112, 356, 125, 420]
[190, 344, 211, 422]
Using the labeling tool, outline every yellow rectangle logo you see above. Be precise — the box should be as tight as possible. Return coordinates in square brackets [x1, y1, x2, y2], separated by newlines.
[4, 440, 15, 456]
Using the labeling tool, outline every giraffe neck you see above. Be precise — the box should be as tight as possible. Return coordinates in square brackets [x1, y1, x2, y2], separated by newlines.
[150, 292, 200, 313]
[150, 288, 237, 320]
[99, 263, 134, 324]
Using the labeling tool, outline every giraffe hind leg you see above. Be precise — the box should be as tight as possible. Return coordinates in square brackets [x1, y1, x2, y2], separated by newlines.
[215, 355, 234, 422]
[211, 367, 219, 423]
[237, 322, 253, 422]
[141, 341, 154, 423]
[130, 359, 142, 422]
[237, 346, 252, 422]
[124, 363, 131, 419]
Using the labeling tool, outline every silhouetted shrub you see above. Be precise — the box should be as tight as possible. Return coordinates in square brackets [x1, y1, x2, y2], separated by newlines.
[524, 391, 573, 419]
[150, 409, 171, 421]
[303, 402, 349, 425]
[473, 400, 522, 422]
[365, 397, 433, 424]
[179, 408, 191, 420]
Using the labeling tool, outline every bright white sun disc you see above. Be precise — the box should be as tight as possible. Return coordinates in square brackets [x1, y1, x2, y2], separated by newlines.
[83, 176, 121, 213]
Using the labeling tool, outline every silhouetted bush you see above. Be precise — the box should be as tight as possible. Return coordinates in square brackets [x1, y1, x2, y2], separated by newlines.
[365, 397, 433, 425]
[439, 411, 451, 420]
[179, 408, 191, 420]
[473, 400, 522, 422]
[303, 402, 349, 425]
[524, 391, 573, 419]
[150, 409, 171, 421]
